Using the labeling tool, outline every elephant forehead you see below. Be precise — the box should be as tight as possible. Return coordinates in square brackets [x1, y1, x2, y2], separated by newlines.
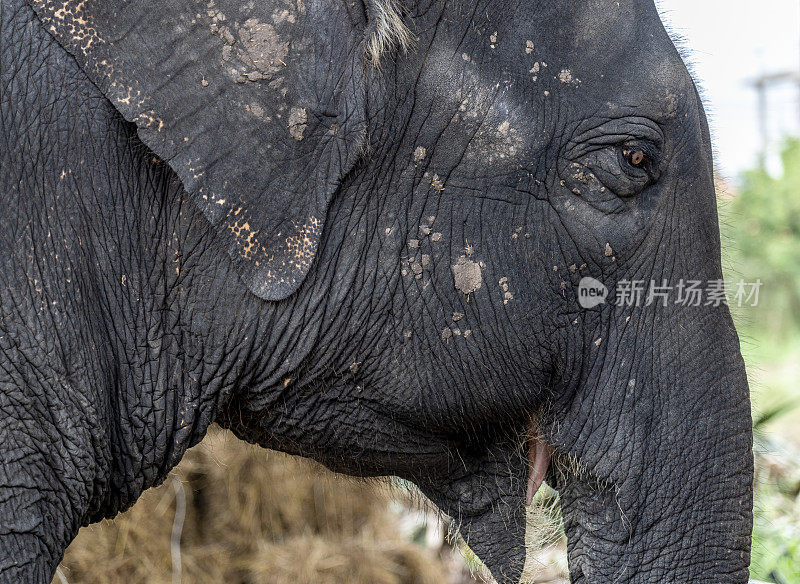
[550, 0, 690, 95]
[568, 0, 638, 46]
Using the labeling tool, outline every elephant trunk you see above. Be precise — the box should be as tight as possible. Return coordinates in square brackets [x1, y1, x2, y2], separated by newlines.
[550, 297, 753, 583]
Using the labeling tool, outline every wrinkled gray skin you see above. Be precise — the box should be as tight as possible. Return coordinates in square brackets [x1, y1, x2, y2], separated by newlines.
[0, 0, 753, 582]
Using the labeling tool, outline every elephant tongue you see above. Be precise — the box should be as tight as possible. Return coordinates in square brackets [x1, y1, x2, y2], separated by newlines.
[526, 422, 553, 506]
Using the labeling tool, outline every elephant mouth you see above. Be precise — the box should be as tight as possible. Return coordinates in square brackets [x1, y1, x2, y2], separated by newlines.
[526, 419, 553, 505]
[414, 418, 554, 584]
[429, 416, 553, 511]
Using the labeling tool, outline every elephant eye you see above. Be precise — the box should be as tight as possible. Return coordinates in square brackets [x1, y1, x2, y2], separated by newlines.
[623, 148, 645, 167]
[618, 141, 657, 175]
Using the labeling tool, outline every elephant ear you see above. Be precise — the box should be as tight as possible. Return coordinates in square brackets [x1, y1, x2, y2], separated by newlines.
[29, 0, 368, 300]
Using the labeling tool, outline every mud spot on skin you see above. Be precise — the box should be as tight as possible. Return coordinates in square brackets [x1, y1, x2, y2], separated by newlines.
[246, 103, 271, 122]
[288, 107, 307, 140]
[452, 312, 463, 322]
[499, 277, 513, 305]
[413, 146, 427, 163]
[452, 256, 482, 295]
[664, 93, 679, 119]
[430, 174, 445, 191]
[558, 68, 581, 86]
[476, 119, 523, 162]
[570, 162, 595, 185]
[207, 9, 290, 82]
[239, 18, 288, 74]
[408, 239, 420, 249]
[442, 327, 453, 342]
[220, 27, 236, 45]
[431, 232, 443, 243]
[525, 40, 534, 54]
[604, 243, 613, 257]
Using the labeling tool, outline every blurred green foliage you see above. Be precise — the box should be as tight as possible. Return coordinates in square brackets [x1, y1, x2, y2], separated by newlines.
[720, 138, 800, 340]
[720, 138, 800, 584]
[750, 451, 800, 584]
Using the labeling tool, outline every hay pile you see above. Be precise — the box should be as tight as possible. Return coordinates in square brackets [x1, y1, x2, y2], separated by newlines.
[52, 426, 473, 584]
[52, 425, 567, 584]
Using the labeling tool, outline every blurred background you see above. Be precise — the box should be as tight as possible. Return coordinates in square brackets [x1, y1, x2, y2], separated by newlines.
[51, 2, 800, 583]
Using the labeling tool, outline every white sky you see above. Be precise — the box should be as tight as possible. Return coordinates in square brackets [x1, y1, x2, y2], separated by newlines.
[656, 0, 800, 180]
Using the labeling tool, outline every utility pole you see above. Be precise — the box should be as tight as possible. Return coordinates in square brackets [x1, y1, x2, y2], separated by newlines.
[748, 70, 800, 166]
[748, 6, 800, 166]
[754, 77, 768, 167]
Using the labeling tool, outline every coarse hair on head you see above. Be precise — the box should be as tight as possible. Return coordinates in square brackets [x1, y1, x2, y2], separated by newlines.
[364, 0, 413, 66]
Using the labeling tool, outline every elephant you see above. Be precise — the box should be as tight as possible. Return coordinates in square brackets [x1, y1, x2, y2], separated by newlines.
[0, 0, 754, 582]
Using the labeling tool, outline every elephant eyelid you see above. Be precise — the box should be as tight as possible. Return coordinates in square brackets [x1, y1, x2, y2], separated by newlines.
[563, 120, 665, 198]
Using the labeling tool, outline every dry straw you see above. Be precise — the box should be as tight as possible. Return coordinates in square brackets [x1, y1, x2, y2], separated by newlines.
[53, 426, 567, 584]
[53, 426, 460, 584]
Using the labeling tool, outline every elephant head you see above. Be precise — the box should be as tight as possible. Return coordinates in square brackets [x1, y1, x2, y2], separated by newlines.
[5, 0, 752, 582]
